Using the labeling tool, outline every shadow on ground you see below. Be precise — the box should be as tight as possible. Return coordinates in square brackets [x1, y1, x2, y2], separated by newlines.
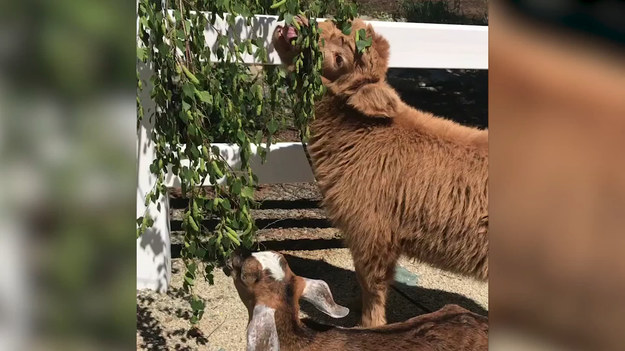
[284, 254, 487, 328]
[137, 295, 168, 349]
[137, 271, 210, 350]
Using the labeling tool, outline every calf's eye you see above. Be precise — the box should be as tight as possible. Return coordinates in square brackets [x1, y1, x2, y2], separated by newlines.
[335, 54, 343, 66]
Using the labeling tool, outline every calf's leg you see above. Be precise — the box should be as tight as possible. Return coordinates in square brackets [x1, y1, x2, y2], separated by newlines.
[352, 245, 398, 327]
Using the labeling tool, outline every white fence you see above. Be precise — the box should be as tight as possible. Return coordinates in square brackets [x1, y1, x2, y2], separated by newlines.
[137, 14, 488, 292]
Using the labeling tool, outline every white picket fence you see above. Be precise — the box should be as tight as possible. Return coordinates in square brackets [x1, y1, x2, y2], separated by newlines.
[137, 14, 488, 292]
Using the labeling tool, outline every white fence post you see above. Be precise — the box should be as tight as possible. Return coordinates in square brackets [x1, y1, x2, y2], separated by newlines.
[136, 63, 171, 292]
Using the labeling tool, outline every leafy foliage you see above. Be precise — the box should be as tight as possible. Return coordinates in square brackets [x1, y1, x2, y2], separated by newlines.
[137, 0, 358, 325]
[355, 28, 372, 54]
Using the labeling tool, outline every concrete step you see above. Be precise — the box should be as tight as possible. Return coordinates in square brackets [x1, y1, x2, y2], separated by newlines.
[169, 183, 341, 253]
[170, 208, 328, 221]
[169, 182, 322, 209]
[171, 227, 342, 244]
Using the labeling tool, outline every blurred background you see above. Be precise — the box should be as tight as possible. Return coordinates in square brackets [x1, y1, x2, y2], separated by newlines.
[0, 0, 136, 349]
[0, 0, 623, 350]
[489, 0, 625, 350]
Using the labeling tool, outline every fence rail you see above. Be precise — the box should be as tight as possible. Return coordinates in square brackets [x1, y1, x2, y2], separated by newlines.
[199, 14, 488, 69]
[137, 14, 489, 292]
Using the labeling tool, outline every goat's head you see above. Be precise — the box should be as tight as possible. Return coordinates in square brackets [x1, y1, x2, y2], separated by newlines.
[225, 250, 349, 318]
[225, 251, 349, 350]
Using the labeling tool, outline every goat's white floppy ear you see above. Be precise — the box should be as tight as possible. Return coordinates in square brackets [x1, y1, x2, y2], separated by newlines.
[301, 278, 350, 318]
[247, 305, 280, 351]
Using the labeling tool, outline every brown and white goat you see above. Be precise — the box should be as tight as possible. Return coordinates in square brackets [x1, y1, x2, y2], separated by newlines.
[273, 18, 489, 327]
[225, 251, 488, 351]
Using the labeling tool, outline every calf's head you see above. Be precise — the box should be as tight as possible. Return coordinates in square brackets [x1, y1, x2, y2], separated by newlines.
[273, 18, 402, 119]
[225, 251, 349, 350]
[273, 18, 391, 83]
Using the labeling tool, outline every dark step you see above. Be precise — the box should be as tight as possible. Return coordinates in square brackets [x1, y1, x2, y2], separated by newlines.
[171, 227, 344, 258]
[170, 218, 332, 232]
[169, 183, 322, 209]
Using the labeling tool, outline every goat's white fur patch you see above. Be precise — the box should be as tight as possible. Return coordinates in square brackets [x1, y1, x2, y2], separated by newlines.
[247, 305, 279, 351]
[252, 252, 285, 281]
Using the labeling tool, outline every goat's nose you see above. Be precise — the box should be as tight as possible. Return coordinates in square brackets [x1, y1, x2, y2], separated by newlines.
[223, 259, 233, 276]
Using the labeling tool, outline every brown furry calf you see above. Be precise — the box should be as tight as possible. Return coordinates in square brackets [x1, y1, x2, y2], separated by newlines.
[225, 251, 489, 351]
[273, 18, 489, 327]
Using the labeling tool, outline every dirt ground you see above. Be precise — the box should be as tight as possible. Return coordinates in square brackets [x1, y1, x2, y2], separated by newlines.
[137, 249, 487, 350]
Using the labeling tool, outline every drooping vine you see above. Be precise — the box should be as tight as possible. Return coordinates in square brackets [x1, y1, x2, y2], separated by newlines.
[137, 0, 358, 324]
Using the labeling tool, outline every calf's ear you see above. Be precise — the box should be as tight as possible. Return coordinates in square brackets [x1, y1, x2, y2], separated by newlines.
[355, 23, 390, 80]
[347, 82, 401, 118]
[300, 277, 350, 318]
[247, 305, 280, 351]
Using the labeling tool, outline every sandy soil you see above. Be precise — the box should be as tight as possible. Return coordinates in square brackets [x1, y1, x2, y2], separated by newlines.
[137, 249, 487, 350]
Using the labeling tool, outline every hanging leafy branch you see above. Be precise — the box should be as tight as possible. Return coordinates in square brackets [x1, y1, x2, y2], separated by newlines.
[137, 0, 358, 325]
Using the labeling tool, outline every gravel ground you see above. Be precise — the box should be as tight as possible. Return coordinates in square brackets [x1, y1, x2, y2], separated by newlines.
[137, 249, 487, 350]
[137, 259, 247, 351]
[170, 183, 321, 202]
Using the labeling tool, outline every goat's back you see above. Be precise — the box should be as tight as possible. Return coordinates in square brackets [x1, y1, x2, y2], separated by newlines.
[300, 305, 488, 351]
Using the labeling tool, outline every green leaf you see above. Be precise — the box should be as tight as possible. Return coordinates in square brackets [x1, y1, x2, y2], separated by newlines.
[356, 28, 365, 42]
[179, 110, 189, 123]
[190, 297, 205, 311]
[231, 179, 242, 195]
[356, 36, 373, 54]
[195, 90, 213, 104]
[196, 248, 206, 259]
[137, 47, 147, 61]
[220, 199, 231, 211]
[242, 233, 254, 249]
[254, 130, 263, 144]
[284, 13, 293, 25]
[205, 265, 215, 285]
[267, 119, 278, 134]
[341, 21, 352, 35]
[241, 186, 254, 199]
[187, 262, 197, 274]
[270, 0, 286, 9]
[188, 240, 197, 255]
[236, 130, 246, 144]
[182, 83, 195, 99]
[184, 275, 194, 286]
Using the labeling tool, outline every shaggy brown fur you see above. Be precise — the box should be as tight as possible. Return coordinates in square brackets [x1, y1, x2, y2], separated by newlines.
[226, 251, 489, 351]
[273, 18, 488, 327]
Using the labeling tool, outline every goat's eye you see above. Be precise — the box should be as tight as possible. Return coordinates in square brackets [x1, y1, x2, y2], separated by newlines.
[335, 54, 343, 66]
